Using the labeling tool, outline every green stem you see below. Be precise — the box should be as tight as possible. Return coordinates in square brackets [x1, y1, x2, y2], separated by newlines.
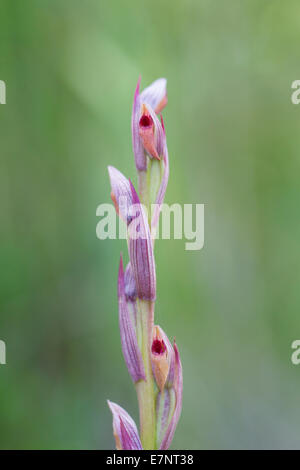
[135, 300, 156, 449]
[138, 170, 149, 212]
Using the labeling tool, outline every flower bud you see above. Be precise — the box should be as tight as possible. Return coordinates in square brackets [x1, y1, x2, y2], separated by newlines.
[107, 400, 143, 450]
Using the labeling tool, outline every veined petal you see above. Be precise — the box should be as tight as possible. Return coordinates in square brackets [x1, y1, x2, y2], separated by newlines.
[124, 262, 138, 330]
[140, 78, 168, 114]
[156, 387, 176, 448]
[108, 166, 133, 223]
[160, 342, 183, 449]
[132, 77, 147, 171]
[124, 262, 137, 303]
[107, 400, 143, 450]
[118, 256, 145, 382]
[128, 181, 156, 301]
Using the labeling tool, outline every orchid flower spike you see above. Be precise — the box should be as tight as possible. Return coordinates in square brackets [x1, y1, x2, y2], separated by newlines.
[107, 76, 183, 451]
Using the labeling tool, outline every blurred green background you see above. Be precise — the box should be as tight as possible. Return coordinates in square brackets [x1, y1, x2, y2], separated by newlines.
[1, 0, 300, 449]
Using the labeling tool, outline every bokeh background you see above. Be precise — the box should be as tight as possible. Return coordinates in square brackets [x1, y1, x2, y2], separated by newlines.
[1, 0, 300, 449]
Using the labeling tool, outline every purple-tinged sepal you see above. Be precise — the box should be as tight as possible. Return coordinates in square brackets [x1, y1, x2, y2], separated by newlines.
[128, 181, 156, 301]
[124, 262, 137, 303]
[107, 400, 143, 450]
[124, 261, 138, 331]
[118, 255, 145, 383]
[131, 77, 147, 171]
[140, 78, 168, 114]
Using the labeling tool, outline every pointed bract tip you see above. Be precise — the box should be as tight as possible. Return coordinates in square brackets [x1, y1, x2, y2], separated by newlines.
[107, 166, 133, 224]
[107, 400, 143, 450]
[134, 76, 141, 99]
[119, 252, 124, 272]
[160, 114, 165, 133]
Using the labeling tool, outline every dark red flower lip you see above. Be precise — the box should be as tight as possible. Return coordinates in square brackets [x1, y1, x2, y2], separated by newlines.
[138, 104, 160, 161]
[152, 338, 167, 355]
[139, 114, 153, 128]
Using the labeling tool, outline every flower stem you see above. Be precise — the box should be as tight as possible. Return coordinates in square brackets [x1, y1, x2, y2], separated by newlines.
[138, 170, 149, 212]
[135, 299, 156, 449]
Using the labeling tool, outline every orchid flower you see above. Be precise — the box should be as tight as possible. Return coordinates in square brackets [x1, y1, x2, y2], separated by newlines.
[131, 78, 169, 234]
